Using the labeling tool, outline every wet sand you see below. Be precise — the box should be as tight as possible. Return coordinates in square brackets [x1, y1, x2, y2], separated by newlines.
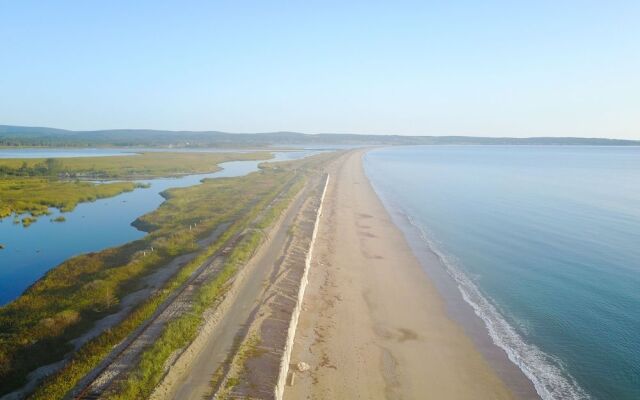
[284, 150, 514, 399]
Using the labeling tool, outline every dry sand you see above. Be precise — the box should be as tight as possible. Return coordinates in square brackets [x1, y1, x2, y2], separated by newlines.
[284, 150, 514, 399]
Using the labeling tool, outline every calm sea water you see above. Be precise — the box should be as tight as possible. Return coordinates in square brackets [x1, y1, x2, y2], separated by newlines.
[364, 146, 640, 400]
[0, 150, 321, 305]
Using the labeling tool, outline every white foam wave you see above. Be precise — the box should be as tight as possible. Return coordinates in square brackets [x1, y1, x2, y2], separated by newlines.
[406, 215, 591, 400]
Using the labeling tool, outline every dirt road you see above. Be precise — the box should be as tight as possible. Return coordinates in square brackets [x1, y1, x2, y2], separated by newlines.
[152, 178, 315, 400]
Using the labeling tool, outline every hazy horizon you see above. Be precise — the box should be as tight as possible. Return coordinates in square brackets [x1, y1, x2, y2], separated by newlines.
[1, 1, 639, 139]
[2, 123, 640, 140]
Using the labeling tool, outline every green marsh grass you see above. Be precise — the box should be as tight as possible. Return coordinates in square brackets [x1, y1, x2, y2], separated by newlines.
[19, 166, 308, 399]
[1, 152, 337, 399]
[0, 178, 139, 219]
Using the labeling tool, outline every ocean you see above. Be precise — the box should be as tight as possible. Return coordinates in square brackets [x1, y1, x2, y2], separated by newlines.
[363, 146, 640, 400]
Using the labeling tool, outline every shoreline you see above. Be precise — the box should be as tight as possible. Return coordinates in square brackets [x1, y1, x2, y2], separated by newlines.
[363, 151, 541, 399]
[284, 150, 517, 399]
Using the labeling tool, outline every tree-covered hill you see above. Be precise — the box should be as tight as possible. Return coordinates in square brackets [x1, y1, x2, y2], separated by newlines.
[1, 124, 638, 147]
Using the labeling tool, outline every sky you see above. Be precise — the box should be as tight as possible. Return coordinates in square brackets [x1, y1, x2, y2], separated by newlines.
[0, 1, 639, 138]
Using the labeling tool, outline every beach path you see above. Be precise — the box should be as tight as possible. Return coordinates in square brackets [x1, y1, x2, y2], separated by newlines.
[284, 150, 514, 399]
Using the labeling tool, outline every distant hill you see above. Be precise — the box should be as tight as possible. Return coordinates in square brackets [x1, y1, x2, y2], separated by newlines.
[0, 125, 638, 147]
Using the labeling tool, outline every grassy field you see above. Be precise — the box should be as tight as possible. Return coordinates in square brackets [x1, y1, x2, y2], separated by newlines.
[0, 151, 336, 398]
[0, 178, 141, 220]
[0, 151, 270, 222]
[0, 151, 271, 178]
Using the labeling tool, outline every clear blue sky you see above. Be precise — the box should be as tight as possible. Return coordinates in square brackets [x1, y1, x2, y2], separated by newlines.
[1, 1, 638, 138]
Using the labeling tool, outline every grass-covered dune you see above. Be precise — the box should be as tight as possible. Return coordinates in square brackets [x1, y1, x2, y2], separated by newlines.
[0, 151, 335, 398]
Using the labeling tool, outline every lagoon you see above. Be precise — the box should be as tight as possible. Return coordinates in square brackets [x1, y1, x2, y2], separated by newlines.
[0, 150, 320, 305]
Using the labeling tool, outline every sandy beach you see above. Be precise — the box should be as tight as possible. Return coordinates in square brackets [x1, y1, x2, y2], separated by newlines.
[284, 150, 514, 399]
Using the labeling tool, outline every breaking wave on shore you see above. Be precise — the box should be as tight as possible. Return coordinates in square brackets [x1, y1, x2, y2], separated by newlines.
[406, 215, 590, 400]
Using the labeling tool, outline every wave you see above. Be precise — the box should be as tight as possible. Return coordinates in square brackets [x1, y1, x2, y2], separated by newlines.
[362, 153, 591, 400]
[405, 214, 591, 400]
